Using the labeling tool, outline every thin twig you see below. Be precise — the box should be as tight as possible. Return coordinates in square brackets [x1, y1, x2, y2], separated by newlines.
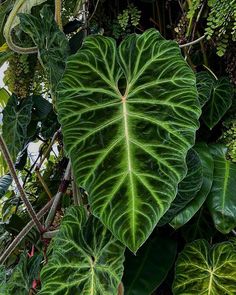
[36, 128, 61, 171]
[35, 170, 53, 199]
[88, 0, 100, 22]
[203, 64, 218, 80]
[71, 170, 81, 205]
[0, 199, 53, 264]
[179, 34, 206, 48]
[45, 162, 71, 229]
[0, 134, 44, 233]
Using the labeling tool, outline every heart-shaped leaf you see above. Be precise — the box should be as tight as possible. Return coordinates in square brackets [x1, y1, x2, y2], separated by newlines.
[173, 239, 236, 294]
[198, 72, 233, 129]
[123, 236, 177, 295]
[57, 29, 200, 252]
[159, 148, 203, 226]
[170, 143, 214, 229]
[207, 144, 236, 233]
[39, 206, 125, 295]
[2, 95, 32, 160]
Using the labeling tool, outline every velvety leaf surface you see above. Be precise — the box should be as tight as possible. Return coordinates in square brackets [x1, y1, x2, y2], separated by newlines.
[159, 149, 203, 226]
[170, 143, 214, 229]
[123, 236, 177, 295]
[19, 6, 69, 91]
[200, 74, 233, 129]
[2, 95, 32, 160]
[207, 144, 236, 233]
[57, 29, 200, 252]
[39, 206, 125, 295]
[0, 174, 12, 198]
[173, 239, 236, 295]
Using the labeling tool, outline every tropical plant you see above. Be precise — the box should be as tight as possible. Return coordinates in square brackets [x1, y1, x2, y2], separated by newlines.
[0, 0, 235, 294]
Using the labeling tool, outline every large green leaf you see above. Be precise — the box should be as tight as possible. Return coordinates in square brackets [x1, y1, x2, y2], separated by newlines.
[2, 95, 33, 160]
[207, 144, 236, 233]
[19, 5, 69, 91]
[199, 73, 233, 129]
[57, 29, 200, 252]
[158, 148, 203, 226]
[39, 206, 125, 295]
[173, 239, 236, 294]
[170, 143, 214, 229]
[123, 236, 177, 295]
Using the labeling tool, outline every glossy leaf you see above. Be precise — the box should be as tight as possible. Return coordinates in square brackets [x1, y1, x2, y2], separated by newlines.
[123, 236, 177, 295]
[19, 6, 69, 91]
[2, 95, 33, 160]
[57, 29, 200, 252]
[159, 149, 203, 226]
[0, 174, 12, 198]
[207, 144, 236, 233]
[0, 87, 10, 110]
[173, 239, 236, 294]
[39, 206, 125, 295]
[170, 143, 214, 229]
[200, 73, 233, 129]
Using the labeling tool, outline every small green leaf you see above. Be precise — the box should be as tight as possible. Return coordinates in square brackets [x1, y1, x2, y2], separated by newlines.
[199, 73, 233, 129]
[0, 174, 12, 198]
[0, 0, 14, 46]
[173, 239, 236, 295]
[123, 236, 177, 295]
[19, 6, 69, 91]
[170, 143, 214, 229]
[39, 206, 125, 295]
[2, 95, 33, 160]
[0, 88, 10, 110]
[7, 253, 30, 295]
[207, 144, 236, 233]
[159, 149, 203, 226]
[196, 72, 214, 107]
[57, 29, 200, 252]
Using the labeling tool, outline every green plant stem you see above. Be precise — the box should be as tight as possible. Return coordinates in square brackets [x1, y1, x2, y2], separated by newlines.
[55, 0, 63, 30]
[45, 161, 71, 229]
[3, 0, 38, 54]
[0, 199, 53, 264]
[0, 134, 44, 233]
